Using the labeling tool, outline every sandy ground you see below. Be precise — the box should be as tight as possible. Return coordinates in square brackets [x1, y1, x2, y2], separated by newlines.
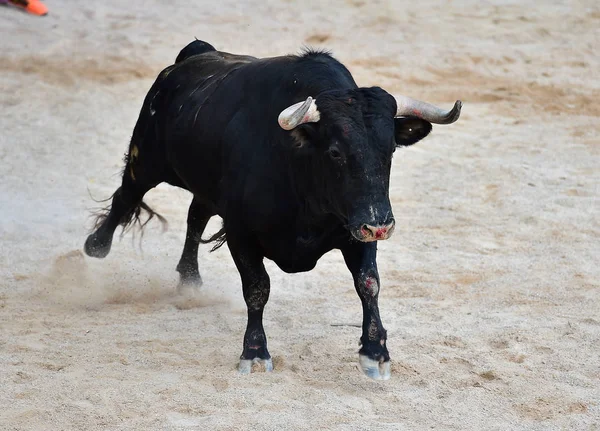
[1, 0, 599, 429]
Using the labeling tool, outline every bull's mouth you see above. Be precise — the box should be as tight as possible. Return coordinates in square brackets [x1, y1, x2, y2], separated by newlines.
[351, 221, 396, 242]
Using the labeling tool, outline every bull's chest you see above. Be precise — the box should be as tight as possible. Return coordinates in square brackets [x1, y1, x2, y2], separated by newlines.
[258, 224, 349, 273]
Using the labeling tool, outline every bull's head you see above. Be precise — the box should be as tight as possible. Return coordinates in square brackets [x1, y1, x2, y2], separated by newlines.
[278, 88, 461, 242]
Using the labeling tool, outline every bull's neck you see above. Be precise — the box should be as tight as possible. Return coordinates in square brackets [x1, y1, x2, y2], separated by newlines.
[286, 157, 347, 229]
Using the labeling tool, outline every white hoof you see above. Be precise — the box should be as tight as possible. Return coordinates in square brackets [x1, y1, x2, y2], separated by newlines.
[359, 354, 391, 380]
[238, 358, 274, 374]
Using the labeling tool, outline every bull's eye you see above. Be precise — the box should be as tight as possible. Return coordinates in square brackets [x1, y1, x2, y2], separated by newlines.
[328, 148, 342, 161]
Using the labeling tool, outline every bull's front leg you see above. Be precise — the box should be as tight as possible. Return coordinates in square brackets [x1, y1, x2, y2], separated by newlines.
[341, 242, 391, 380]
[228, 238, 273, 374]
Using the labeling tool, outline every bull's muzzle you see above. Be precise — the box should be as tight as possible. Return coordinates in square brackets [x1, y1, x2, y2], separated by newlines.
[353, 220, 396, 242]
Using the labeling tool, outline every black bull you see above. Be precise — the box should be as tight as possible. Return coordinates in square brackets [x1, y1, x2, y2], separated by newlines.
[84, 40, 462, 380]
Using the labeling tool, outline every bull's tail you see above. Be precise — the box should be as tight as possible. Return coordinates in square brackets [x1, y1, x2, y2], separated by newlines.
[121, 200, 167, 238]
[198, 223, 227, 252]
[175, 39, 216, 64]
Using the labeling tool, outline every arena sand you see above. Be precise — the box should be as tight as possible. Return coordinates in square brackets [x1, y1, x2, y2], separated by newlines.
[1, 0, 599, 429]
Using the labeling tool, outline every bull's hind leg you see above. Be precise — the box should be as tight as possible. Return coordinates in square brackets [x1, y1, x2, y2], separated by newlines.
[176, 197, 215, 287]
[85, 85, 168, 259]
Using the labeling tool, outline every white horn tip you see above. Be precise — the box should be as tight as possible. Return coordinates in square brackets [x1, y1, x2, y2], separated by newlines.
[278, 116, 294, 130]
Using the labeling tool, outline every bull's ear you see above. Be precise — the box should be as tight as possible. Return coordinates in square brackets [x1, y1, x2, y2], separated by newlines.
[394, 118, 432, 147]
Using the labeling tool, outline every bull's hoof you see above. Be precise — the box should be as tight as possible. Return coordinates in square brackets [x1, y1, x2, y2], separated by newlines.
[358, 354, 391, 380]
[84, 233, 112, 259]
[179, 273, 203, 286]
[176, 277, 203, 296]
[176, 265, 203, 289]
[238, 357, 273, 374]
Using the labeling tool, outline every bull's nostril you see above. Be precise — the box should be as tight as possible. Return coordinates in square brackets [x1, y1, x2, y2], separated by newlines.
[361, 225, 372, 237]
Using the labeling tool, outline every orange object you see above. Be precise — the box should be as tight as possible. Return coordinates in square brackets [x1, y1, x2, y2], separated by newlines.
[7, 0, 48, 16]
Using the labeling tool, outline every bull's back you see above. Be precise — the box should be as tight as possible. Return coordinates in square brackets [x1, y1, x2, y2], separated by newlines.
[128, 47, 259, 207]
[130, 43, 357, 215]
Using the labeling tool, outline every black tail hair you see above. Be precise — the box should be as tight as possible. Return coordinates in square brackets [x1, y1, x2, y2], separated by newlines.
[89, 192, 168, 241]
[198, 223, 227, 252]
[175, 39, 216, 64]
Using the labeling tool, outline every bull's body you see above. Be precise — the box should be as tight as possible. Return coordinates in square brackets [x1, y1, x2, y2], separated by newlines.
[158, 45, 357, 272]
[85, 41, 460, 379]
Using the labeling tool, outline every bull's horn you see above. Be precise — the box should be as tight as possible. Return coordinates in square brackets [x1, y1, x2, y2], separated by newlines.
[394, 96, 462, 124]
[278, 96, 321, 130]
